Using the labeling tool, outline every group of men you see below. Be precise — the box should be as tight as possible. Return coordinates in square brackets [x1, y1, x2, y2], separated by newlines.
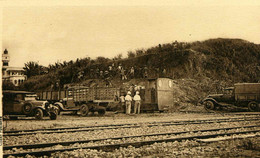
[120, 91, 141, 114]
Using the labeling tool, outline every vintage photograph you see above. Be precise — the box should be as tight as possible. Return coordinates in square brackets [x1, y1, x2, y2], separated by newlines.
[1, 1, 260, 157]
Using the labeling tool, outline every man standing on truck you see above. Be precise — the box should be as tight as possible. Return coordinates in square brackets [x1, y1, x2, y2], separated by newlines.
[125, 91, 132, 114]
[133, 91, 141, 114]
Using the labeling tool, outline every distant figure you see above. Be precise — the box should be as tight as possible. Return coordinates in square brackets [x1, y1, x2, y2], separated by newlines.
[95, 68, 100, 78]
[133, 91, 141, 114]
[100, 70, 104, 79]
[143, 66, 148, 78]
[162, 68, 166, 77]
[125, 91, 132, 114]
[129, 67, 135, 79]
[119, 92, 126, 113]
[121, 68, 127, 80]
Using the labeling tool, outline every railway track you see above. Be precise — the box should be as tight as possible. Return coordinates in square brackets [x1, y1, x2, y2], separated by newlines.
[4, 116, 260, 136]
[4, 125, 260, 158]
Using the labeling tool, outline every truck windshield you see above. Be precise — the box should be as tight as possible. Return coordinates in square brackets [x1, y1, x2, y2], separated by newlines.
[224, 89, 233, 95]
[24, 94, 37, 101]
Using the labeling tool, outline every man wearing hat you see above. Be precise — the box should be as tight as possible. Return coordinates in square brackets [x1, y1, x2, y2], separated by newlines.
[125, 91, 132, 114]
[133, 91, 141, 114]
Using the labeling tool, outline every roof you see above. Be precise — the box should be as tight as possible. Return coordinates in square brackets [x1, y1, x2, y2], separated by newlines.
[6, 67, 25, 71]
[3, 90, 35, 94]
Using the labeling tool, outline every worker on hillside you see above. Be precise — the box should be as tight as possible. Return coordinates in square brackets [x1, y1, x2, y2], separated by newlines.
[133, 91, 141, 114]
[125, 91, 132, 114]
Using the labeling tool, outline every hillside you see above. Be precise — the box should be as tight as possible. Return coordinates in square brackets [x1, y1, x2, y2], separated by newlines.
[17, 38, 260, 110]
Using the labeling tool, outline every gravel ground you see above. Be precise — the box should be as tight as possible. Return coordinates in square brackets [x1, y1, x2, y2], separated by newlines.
[3, 121, 260, 146]
[7, 137, 260, 158]
[3, 112, 260, 157]
[54, 137, 260, 158]
[3, 112, 257, 131]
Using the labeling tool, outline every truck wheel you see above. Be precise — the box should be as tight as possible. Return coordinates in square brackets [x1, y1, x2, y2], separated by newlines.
[49, 112, 58, 120]
[248, 102, 259, 112]
[54, 104, 61, 115]
[80, 104, 89, 116]
[22, 103, 32, 115]
[98, 107, 106, 116]
[35, 109, 44, 120]
[204, 100, 215, 110]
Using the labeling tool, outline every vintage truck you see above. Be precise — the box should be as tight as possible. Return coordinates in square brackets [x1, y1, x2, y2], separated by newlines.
[37, 86, 120, 116]
[202, 83, 260, 111]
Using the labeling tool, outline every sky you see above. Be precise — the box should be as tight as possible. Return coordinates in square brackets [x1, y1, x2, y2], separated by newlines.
[2, 1, 260, 67]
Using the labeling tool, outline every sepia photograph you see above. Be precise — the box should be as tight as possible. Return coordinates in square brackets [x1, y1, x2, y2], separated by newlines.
[1, 1, 260, 157]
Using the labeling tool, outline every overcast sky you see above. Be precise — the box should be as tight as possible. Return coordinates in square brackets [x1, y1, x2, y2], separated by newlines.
[2, 1, 260, 67]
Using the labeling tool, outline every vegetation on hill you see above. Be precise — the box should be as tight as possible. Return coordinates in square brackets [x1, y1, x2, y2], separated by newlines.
[7, 38, 259, 108]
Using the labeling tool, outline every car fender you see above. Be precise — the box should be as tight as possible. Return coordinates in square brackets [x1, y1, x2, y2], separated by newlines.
[202, 98, 219, 105]
[54, 102, 65, 111]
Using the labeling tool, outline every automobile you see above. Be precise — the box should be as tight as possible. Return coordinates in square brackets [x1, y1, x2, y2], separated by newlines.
[3, 90, 58, 120]
[201, 83, 260, 112]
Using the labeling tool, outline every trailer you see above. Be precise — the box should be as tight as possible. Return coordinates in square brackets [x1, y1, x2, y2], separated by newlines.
[140, 78, 174, 112]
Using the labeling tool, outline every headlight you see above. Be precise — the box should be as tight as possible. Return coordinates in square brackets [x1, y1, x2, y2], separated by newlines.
[45, 102, 50, 109]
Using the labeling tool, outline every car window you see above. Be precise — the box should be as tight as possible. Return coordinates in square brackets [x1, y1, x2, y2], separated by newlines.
[15, 94, 24, 101]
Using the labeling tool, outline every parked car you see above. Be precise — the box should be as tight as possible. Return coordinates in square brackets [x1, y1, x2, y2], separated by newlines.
[3, 90, 58, 120]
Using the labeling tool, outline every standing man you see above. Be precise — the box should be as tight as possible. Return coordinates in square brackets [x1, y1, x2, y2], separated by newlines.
[125, 91, 132, 114]
[133, 91, 141, 114]
[119, 92, 126, 113]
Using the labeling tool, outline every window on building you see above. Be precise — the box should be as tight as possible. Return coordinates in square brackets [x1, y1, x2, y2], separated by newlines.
[3, 62, 8, 66]
[14, 80, 17, 85]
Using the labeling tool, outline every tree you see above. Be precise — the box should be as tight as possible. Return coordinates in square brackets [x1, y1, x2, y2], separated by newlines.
[112, 53, 123, 60]
[24, 61, 44, 78]
[127, 51, 136, 58]
[2, 80, 16, 90]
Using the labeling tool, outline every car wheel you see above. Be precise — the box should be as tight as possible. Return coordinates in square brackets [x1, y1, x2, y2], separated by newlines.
[248, 102, 259, 112]
[22, 103, 32, 115]
[204, 100, 215, 111]
[35, 108, 44, 120]
[80, 104, 89, 116]
[49, 112, 58, 120]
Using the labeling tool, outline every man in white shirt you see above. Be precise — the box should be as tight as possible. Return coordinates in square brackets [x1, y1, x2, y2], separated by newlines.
[125, 91, 132, 114]
[133, 91, 141, 114]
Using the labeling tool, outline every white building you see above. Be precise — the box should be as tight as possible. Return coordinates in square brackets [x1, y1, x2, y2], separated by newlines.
[2, 49, 27, 86]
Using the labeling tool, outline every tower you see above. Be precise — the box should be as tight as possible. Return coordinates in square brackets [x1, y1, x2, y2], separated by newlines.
[2, 49, 10, 68]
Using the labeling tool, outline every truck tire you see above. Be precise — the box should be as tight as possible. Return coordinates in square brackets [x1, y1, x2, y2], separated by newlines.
[54, 104, 61, 115]
[22, 103, 33, 115]
[35, 108, 44, 120]
[80, 104, 89, 116]
[97, 107, 106, 116]
[49, 112, 58, 120]
[203, 100, 215, 111]
[248, 102, 259, 112]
